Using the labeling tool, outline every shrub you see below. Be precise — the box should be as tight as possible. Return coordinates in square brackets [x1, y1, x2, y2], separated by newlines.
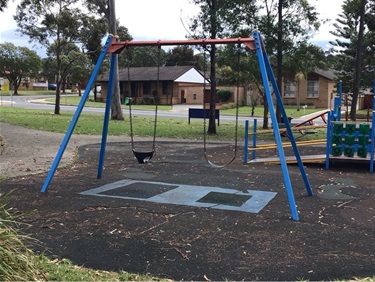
[217, 89, 232, 102]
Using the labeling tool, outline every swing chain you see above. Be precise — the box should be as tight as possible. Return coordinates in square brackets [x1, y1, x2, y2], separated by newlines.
[203, 44, 241, 168]
[125, 46, 160, 163]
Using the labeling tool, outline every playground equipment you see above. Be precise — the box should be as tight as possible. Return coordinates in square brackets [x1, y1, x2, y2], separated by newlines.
[40, 31, 315, 221]
[125, 47, 160, 164]
[243, 80, 375, 171]
[325, 80, 375, 172]
[243, 119, 327, 164]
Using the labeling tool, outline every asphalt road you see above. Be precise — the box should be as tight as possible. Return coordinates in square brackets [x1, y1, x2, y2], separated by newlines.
[0, 94, 264, 125]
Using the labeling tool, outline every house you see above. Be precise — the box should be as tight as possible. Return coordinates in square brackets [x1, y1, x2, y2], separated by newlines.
[97, 66, 245, 105]
[1, 75, 50, 91]
[282, 69, 336, 109]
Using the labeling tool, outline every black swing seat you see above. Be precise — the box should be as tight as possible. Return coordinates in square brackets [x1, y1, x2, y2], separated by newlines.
[132, 150, 154, 164]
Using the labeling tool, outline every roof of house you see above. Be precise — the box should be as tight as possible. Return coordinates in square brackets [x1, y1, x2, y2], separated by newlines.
[313, 69, 336, 80]
[98, 65, 204, 82]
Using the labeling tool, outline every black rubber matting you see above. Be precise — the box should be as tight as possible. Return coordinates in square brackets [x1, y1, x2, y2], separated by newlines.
[197, 191, 252, 207]
[99, 182, 178, 199]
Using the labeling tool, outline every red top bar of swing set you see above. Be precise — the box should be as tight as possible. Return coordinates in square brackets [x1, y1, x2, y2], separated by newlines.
[107, 37, 257, 54]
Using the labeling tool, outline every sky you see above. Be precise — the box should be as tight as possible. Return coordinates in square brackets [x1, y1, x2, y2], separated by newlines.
[0, 0, 344, 57]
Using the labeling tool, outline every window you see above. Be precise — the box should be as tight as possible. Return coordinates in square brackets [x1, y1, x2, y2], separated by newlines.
[193, 94, 197, 100]
[162, 81, 171, 95]
[307, 81, 319, 98]
[284, 82, 295, 98]
[143, 82, 151, 95]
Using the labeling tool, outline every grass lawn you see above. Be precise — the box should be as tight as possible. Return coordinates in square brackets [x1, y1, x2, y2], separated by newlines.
[0, 107, 244, 140]
[41, 95, 327, 118]
[221, 105, 327, 118]
[0, 107, 328, 142]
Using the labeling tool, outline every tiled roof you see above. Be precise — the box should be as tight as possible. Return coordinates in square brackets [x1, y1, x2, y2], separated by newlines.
[313, 69, 336, 80]
[98, 66, 198, 82]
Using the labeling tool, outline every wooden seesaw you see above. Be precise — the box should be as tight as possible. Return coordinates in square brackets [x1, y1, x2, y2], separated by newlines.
[244, 122, 328, 164]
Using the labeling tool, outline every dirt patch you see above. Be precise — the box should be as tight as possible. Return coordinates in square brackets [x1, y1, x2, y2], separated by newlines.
[0, 122, 127, 178]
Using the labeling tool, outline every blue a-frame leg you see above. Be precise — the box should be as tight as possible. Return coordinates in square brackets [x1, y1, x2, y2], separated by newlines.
[253, 31, 313, 220]
[41, 35, 114, 192]
[97, 38, 119, 179]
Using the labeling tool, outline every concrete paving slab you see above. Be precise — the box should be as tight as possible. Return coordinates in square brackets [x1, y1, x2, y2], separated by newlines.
[80, 179, 277, 213]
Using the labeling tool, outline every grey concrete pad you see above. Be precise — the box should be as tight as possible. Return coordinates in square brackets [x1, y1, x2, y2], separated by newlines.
[80, 179, 277, 214]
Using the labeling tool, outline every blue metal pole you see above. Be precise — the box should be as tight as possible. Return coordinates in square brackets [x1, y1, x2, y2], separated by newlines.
[253, 31, 299, 220]
[265, 63, 312, 196]
[259, 33, 312, 197]
[333, 97, 341, 121]
[370, 80, 375, 172]
[40, 35, 114, 193]
[252, 119, 257, 160]
[243, 120, 249, 163]
[325, 111, 332, 170]
[97, 39, 119, 179]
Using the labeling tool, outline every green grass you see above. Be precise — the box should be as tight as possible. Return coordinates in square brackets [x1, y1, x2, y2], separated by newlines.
[44, 96, 173, 111]
[220, 105, 325, 118]
[41, 96, 324, 118]
[0, 107, 244, 141]
[0, 107, 328, 142]
[36, 256, 166, 281]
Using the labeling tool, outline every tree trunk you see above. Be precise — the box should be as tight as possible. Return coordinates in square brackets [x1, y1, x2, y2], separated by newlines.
[108, 0, 124, 120]
[13, 80, 18, 95]
[207, 0, 217, 134]
[55, 87, 61, 115]
[55, 58, 61, 114]
[350, 0, 367, 121]
[275, 0, 283, 123]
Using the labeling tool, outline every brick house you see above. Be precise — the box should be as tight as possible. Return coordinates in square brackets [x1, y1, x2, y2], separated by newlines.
[97, 66, 245, 105]
[282, 69, 336, 109]
[1, 75, 49, 91]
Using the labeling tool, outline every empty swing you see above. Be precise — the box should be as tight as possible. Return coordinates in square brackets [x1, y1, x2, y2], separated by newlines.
[202, 44, 241, 168]
[126, 46, 160, 164]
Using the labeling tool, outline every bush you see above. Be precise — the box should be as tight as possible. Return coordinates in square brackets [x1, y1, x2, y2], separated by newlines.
[217, 89, 232, 102]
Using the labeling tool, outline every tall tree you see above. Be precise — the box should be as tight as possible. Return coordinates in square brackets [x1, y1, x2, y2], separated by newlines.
[351, 0, 367, 120]
[190, 0, 319, 129]
[189, 0, 258, 134]
[85, 0, 129, 120]
[330, 0, 374, 119]
[254, 0, 320, 122]
[283, 42, 327, 110]
[44, 41, 92, 96]
[119, 46, 167, 68]
[165, 46, 197, 67]
[14, 0, 85, 114]
[363, 0, 375, 87]
[0, 0, 9, 12]
[0, 42, 42, 95]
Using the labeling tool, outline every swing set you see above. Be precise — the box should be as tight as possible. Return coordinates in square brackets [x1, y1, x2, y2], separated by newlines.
[40, 31, 313, 221]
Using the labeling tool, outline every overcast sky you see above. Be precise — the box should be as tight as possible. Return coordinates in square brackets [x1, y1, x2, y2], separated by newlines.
[0, 0, 344, 56]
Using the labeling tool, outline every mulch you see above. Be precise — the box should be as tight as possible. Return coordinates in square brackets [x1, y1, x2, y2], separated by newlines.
[2, 140, 375, 281]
